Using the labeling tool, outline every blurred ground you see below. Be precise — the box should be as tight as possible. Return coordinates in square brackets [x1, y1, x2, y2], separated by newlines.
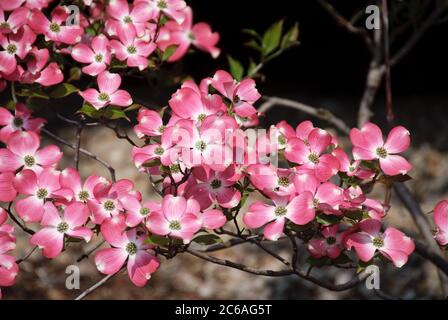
[4, 92, 448, 300]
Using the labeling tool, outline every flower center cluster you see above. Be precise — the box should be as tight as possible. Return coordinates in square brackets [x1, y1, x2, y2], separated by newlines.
[313, 198, 320, 208]
[57, 221, 69, 233]
[36, 188, 48, 199]
[154, 146, 165, 155]
[158, 125, 166, 133]
[139, 207, 150, 216]
[98, 92, 110, 101]
[326, 236, 336, 245]
[170, 164, 180, 173]
[127, 45, 137, 54]
[277, 135, 286, 145]
[275, 206, 287, 217]
[49, 23, 60, 33]
[24, 155, 36, 167]
[277, 176, 290, 187]
[195, 140, 207, 152]
[78, 190, 89, 201]
[13, 117, 23, 128]
[372, 236, 384, 248]
[103, 200, 115, 211]
[376, 147, 388, 159]
[210, 179, 222, 189]
[308, 153, 320, 164]
[123, 16, 133, 24]
[197, 113, 207, 122]
[169, 220, 181, 230]
[6, 44, 17, 55]
[126, 242, 138, 255]
[233, 95, 240, 104]
[157, 0, 168, 9]
[0, 22, 9, 29]
[94, 54, 103, 63]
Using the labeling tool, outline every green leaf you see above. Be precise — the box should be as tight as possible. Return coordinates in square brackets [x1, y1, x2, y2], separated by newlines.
[316, 214, 340, 226]
[142, 158, 161, 168]
[17, 88, 49, 100]
[227, 55, 244, 81]
[79, 102, 101, 119]
[67, 67, 82, 82]
[145, 234, 170, 247]
[109, 58, 128, 70]
[262, 19, 284, 56]
[124, 103, 142, 113]
[50, 83, 79, 98]
[192, 234, 223, 245]
[281, 22, 300, 49]
[103, 107, 130, 121]
[161, 44, 179, 61]
[242, 28, 260, 39]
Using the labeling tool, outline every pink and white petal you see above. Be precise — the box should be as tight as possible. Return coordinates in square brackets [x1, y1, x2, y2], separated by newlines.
[66, 227, 93, 243]
[35, 145, 63, 167]
[127, 251, 160, 287]
[64, 202, 90, 228]
[216, 188, 241, 208]
[263, 218, 285, 241]
[35, 63, 64, 86]
[359, 123, 384, 150]
[345, 233, 376, 262]
[284, 137, 309, 164]
[0, 149, 21, 172]
[38, 169, 60, 192]
[314, 154, 340, 182]
[162, 195, 186, 221]
[359, 219, 382, 237]
[201, 209, 226, 229]
[379, 155, 412, 176]
[109, 89, 132, 107]
[15, 196, 44, 222]
[434, 200, 448, 233]
[243, 201, 275, 229]
[41, 202, 61, 227]
[0, 173, 15, 203]
[30, 227, 64, 259]
[79, 88, 100, 105]
[71, 44, 95, 63]
[82, 62, 107, 77]
[13, 169, 37, 195]
[97, 71, 121, 95]
[95, 248, 128, 275]
[307, 128, 332, 155]
[91, 34, 110, 55]
[384, 126, 410, 154]
[146, 211, 170, 236]
[100, 215, 128, 248]
[7, 130, 40, 157]
[287, 192, 315, 225]
[60, 168, 81, 193]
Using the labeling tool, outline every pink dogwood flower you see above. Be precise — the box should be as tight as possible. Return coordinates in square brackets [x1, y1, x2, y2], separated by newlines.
[20, 47, 64, 86]
[247, 164, 296, 197]
[332, 147, 374, 180]
[158, 6, 220, 61]
[135, 0, 187, 25]
[13, 169, 68, 222]
[243, 193, 315, 241]
[147, 195, 202, 243]
[186, 164, 241, 210]
[211, 70, 261, 118]
[0, 7, 30, 34]
[120, 195, 161, 228]
[88, 179, 139, 224]
[0, 103, 45, 143]
[29, 7, 84, 45]
[71, 35, 111, 76]
[134, 108, 165, 138]
[0, 173, 16, 202]
[285, 128, 340, 182]
[60, 167, 110, 203]
[0, 25, 35, 75]
[30, 202, 93, 258]
[105, 0, 152, 37]
[345, 219, 415, 267]
[0, 220, 18, 300]
[79, 71, 133, 109]
[95, 215, 160, 287]
[434, 200, 448, 246]
[0, 130, 62, 174]
[350, 123, 412, 176]
[307, 225, 346, 259]
[110, 27, 156, 71]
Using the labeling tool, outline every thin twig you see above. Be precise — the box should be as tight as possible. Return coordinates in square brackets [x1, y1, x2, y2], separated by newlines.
[16, 246, 38, 264]
[76, 240, 106, 263]
[75, 269, 123, 300]
[259, 96, 350, 134]
[42, 128, 116, 182]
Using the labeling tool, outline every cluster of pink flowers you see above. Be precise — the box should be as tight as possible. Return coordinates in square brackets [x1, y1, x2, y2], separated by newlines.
[131, 70, 416, 268]
[0, 208, 18, 299]
[0, 0, 220, 98]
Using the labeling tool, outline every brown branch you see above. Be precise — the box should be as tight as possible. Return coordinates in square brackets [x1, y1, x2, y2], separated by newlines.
[16, 246, 38, 264]
[42, 128, 116, 182]
[76, 240, 106, 263]
[74, 269, 124, 300]
[259, 96, 351, 134]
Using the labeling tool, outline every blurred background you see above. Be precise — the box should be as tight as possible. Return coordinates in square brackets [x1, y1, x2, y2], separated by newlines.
[4, 0, 448, 299]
